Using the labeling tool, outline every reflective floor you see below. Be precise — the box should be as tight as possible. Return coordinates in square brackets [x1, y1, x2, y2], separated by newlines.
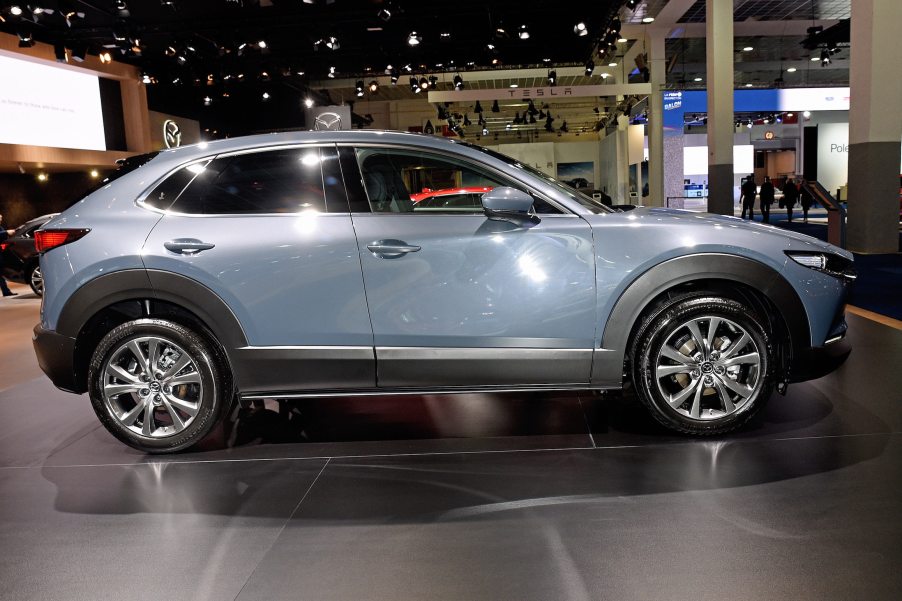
[1, 281, 901, 600]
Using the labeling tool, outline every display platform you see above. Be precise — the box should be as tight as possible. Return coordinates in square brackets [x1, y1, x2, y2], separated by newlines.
[1, 283, 901, 600]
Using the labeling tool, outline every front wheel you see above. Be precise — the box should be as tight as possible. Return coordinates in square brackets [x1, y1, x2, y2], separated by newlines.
[632, 296, 775, 435]
[88, 319, 232, 453]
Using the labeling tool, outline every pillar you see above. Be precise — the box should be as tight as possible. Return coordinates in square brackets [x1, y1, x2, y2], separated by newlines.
[705, 0, 734, 215]
[846, 0, 902, 253]
[647, 32, 666, 207]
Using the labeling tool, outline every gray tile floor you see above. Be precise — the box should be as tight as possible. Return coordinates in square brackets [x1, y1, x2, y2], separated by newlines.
[1, 284, 901, 600]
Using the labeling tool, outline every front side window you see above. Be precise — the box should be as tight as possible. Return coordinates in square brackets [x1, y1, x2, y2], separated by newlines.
[355, 148, 561, 215]
[167, 148, 327, 214]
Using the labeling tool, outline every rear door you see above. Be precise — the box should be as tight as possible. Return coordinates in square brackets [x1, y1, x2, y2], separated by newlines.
[340, 145, 596, 388]
[141, 145, 374, 393]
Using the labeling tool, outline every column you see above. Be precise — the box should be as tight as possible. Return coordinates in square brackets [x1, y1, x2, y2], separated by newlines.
[846, 0, 902, 253]
[647, 32, 665, 207]
[705, 0, 734, 215]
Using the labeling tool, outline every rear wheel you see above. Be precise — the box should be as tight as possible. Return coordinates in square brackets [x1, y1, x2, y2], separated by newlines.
[88, 319, 232, 453]
[632, 295, 774, 435]
[26, 265, 43, 296]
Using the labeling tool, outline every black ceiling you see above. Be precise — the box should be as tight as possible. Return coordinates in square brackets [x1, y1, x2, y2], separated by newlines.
[2, 1, 624, 133]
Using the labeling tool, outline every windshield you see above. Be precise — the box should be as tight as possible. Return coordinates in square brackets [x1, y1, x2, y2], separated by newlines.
[460, 142, 613, 213]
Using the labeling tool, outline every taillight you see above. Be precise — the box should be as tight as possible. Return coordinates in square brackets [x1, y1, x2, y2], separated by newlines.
[0, 242, 9, 252]
[34, 229, 90, 253]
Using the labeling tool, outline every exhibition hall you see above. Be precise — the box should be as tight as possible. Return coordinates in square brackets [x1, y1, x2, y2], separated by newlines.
[0, 0, 900, 599]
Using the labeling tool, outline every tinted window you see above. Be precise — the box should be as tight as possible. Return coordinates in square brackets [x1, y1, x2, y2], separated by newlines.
[356, 148, 561, 215]
[143, 164, 204, 211]
[170, 148, 327, 214]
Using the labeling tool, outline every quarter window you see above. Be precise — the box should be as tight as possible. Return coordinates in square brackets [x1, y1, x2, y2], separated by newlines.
[167, 148, 327, 214]
[355, 148, 561, 214]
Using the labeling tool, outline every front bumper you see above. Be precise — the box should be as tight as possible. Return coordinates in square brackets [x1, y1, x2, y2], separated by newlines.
[789, 336, 852, 383]
[32, 324, 81, 394]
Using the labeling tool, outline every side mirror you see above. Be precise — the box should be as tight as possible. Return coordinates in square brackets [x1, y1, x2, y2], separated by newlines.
[481, 187, 538, 225]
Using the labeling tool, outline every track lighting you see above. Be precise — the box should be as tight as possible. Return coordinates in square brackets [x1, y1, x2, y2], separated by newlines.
[369, 80, 379, 93]
[355, 80, 365, 97]
[407, 31, 422, 46]
[54, 43, 68, 62]
[428, 76, 438, 89]
[453, 74, 464, 90]
[518, 25, 530, 40]
[491, 100, 500, 113]
[16, 27, 34, 48]
[584, 60, 595, 76]
[474, 100, 483, 113]
[419, 77, 429, 90]
[574, 22, 587, 37]
[410, 76, 419, 91]
[548, 70, 556, 86]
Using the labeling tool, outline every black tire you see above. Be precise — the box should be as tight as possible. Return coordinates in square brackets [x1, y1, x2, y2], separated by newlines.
[88, 318, 233, 453]
[631, 295, 774, 435]
[25, 264, 42, 296]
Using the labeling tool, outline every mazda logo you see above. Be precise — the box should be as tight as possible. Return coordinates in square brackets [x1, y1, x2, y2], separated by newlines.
[149, 381, 161, 392]
[163, 120, 182, 148]
[314, 112, 342, 131]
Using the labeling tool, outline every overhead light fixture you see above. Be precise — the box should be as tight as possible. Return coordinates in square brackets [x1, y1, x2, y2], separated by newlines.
[258, 40, 267, 49]
[37, 173, 48, 182]
[142, 72, 152, 84]
[453, 74, 464, 90]
[327, 66, 336, 78]
[786, 67, 797, 73]
[600, 72, 611, 79]
[262, 91, 271, 100]
[203, 95, 212, 106]
[693, 76, 703, 82]
[742, 46, 754, 52]
[608, 62, 617, 67]
[10, 5, 23, 16]
[390, 73, 399, 84]
[574, 22, 587, 37]
[377, 8, 391, 21]
[54, 43, 68, 62]
[304, 98, 314, 108]
[745, 83, 753, 87]
[409, 76, 419, 91]
[356, 80, 365, 97]
[584, 60, 595, 76]
[407, 31, 422, 46]
[803, 110, 811, 118]
[518, 25, 530, 40]
[509, 83, 518, 88]
[617, 37, 628, 43]
[428, 75, 438, 89]
[548, 70, 556, 86]
[325, 36, 339, 50]
[99, 51, 112, 64]
[90, 169, 99, 178]
[492, 100, 500, 113]
[368, 80, 379, 93]
[16, 27, 34, 48]
[641, 17, 655, 23]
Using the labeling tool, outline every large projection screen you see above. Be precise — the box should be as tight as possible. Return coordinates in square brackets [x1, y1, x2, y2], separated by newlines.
[0, 52, 107, 151]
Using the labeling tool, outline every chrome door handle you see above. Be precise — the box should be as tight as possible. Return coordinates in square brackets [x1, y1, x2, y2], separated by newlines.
[366, 239, 421, 258]
[164, 239, 216, 255]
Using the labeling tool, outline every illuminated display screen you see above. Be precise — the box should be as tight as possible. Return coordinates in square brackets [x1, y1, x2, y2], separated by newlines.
[0, 52, 107, 151]
[683, 145, 754, 175]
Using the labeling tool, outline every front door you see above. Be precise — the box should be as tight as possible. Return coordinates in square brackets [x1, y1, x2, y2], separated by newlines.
[343, 146, 596, 388]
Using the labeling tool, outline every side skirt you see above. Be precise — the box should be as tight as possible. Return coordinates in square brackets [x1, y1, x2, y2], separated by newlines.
[240, 383, 619, 402]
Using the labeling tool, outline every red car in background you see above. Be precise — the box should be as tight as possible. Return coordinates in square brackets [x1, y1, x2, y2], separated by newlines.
[410, 187, 494, 211]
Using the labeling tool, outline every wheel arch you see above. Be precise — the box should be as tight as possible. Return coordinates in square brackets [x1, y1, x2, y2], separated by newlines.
[592, 253, 809, 387]
[57, 269, 247, 394]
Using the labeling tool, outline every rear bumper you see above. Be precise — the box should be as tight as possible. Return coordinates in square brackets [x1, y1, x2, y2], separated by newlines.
[32, 324, 82, 394]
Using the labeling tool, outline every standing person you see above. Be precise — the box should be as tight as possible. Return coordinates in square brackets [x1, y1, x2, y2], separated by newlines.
[0, 214, 17, 297]
[740, 174, 757, 220]
[800, 180, 815, 223]
[781, 178, 799, 222]
[759, 176, 775, 223]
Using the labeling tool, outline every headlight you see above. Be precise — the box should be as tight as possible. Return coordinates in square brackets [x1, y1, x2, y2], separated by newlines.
[785, 251, 856, 281]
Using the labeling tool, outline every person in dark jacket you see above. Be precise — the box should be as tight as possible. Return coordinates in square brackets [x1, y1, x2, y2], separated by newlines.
[740, 175, 757, 220]
[0, 213, 17, 297]
[781, 178, 799, 222]
[799, 180, 815, 223]
[759, 176, 775, 223]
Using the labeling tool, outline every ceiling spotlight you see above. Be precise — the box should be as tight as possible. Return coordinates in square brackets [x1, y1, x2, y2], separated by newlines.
[428, 76, 438, 89]
[409, 76, 419, 91]
[325, 36, 339, 50]
[584, 60, 595, 76]
[693, 76, 703, 82]
[356, 80, 365, 97]
[10, 5, 23, 16]
[99, 51, 112, 64]
[786, 67, 797, 73]
[54, 43, 68, 62]
[509, 83, 518, 88]
[440, 32, 451, 39]
[142, 73, 152, 84]
[492, 100, 500, 113]
[368, 80, 379, 93]
[574, 22, 588, 37]
[304, 98, 314, 108]
[745, 83, 753, 88]
[262, 91, 271, 100]
[482, 127, 489, 136]
[617, 37, 628, 43]
[203, 95, 212, 106]
[16, 27, 34, 48]
[548, 70, 556, 86]
[608, 62, 617, 67]
[742, 46, 754, 52]
[377, 8, 391, 21]
[407, 31, 422, 46]
[90, 169, 99, 178]
[70, 44, 87, 62]
[390, 73, 399, 84]
[37, 173, 48, 182]
[453, 74, 464, 90]
[327, 66, 336, 78]
[803, 110, 811, 118]
[258, 40, 267, 49]
[641, 17, 655, 23]
[518, 25, 530, 40]
[419, 76, 429, 90]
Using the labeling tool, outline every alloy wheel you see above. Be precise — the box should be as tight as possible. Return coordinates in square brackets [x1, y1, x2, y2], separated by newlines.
[30, 266, 43, 295]
[101, 335, 204, 438]
[654, 316, 762, 421]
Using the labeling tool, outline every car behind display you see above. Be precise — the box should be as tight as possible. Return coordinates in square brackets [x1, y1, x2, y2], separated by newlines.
[32, 131, 854, 453]
[1, 213, 57, 296]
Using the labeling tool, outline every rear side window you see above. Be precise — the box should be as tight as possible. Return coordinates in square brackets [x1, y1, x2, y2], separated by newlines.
[143, 164, 204, 211]
[168, 148, 327, 214]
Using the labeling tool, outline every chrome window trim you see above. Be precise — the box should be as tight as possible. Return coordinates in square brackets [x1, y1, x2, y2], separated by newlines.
[135, 143, 335, 217]
[339, 142, 576, 216]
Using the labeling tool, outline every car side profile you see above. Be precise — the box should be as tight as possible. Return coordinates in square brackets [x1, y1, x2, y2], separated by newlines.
[32, 131, 854, 453]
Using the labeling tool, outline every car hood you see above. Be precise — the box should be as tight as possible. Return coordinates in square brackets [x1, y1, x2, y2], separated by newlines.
[592, 207, 851, 259]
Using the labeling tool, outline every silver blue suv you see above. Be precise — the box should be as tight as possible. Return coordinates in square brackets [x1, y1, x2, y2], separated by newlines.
[32, 131, 854, 452]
